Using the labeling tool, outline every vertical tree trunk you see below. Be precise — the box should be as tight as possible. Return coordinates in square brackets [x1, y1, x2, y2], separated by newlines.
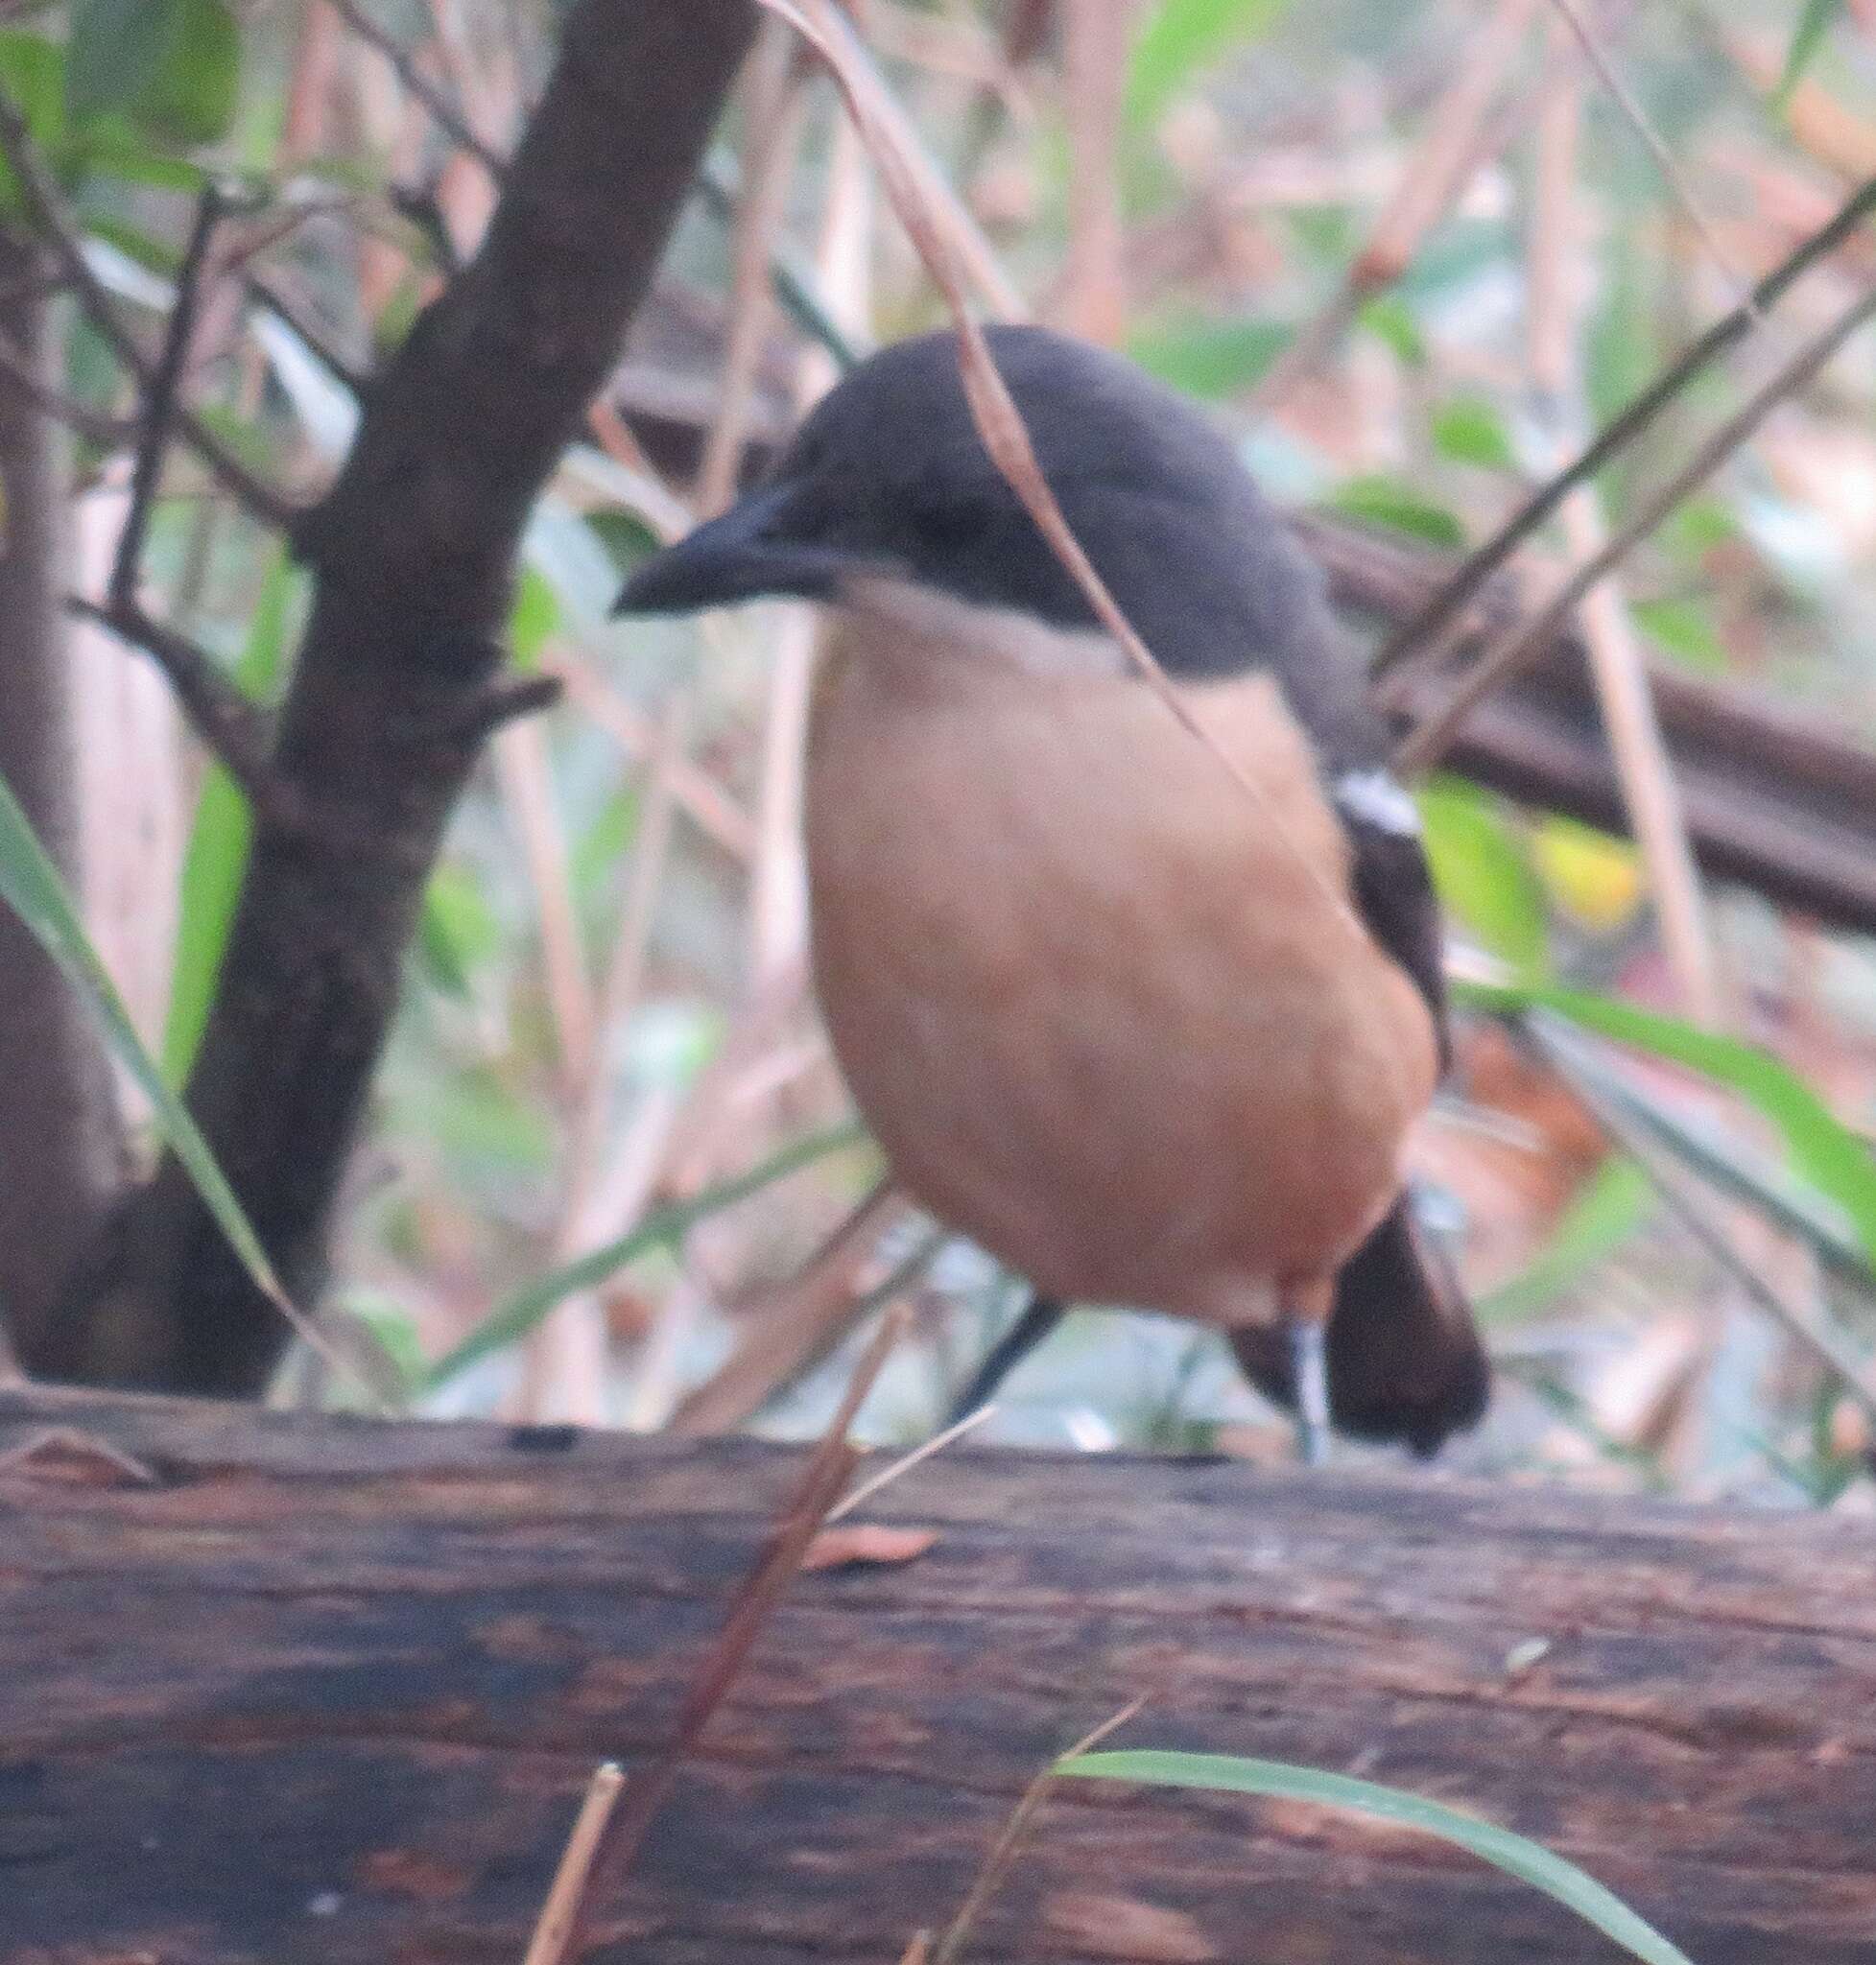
[41, 0, 757, 1393]
[0, 229, 123, 1368]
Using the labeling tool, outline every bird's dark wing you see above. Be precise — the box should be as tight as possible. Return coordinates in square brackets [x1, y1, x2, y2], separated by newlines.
[1231, 1193, 1487, 1454]
[1330, 772, 1451, 1072]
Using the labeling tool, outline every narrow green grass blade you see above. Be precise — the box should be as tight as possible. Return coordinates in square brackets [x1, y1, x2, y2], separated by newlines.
[1476, 1153, 1651, 1326]
[1458, 977, 1876, 1272]
[422, 1121, 870, 1390]
[0, 765, 291, 1311]
[1774, 0, 1840, 109]
[1057, 1750, 1696, 1965]
[162, 545, 297, 1084]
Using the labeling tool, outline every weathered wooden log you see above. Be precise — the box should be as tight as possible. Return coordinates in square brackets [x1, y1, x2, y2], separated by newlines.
[3, 1385, 1873, 1964]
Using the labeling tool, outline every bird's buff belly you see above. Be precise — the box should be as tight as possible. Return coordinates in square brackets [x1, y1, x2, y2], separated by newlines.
[803, 639, 1438, 1328]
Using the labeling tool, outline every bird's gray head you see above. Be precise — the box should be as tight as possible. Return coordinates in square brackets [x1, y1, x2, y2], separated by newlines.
[614, 324, 1342, 688]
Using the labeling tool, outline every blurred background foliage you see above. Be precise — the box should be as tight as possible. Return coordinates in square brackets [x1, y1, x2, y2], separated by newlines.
[4, 0, 1876, 1503]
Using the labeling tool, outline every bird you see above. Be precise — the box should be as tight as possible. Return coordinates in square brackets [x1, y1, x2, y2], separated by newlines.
[615, 323, 1488, 1461]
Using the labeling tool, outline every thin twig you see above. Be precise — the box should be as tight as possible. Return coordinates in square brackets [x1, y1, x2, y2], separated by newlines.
[521, 691, 689, 1424]
[1375, 170, 1876, 678]
[68, 597, 285, 817]
[1058, 0, 1129, 344]
[1543, 0, 1760, 315]
[668, 1179, 909, 1435]
[550, 655, 757, 860]
[563, 1306, 909, 1957]
[696, 23, 809, 513]
[495, 717, 596, 1092]
[1525, 35, 1720, 1024]
[0, 98, 297, 532]
[244, 272, 369, 397]
[825, 1404, 997, 1524]
[748, 60, 875, 986]
[328, 0, 505, 175]
[1253, 0, 1542, 411]
[931, 1697, 1148, 1965]
[0, 332, 133, 444]
[521, 1764, 626, 1965]
[111, 184, 226, 616]
[337, 0, 868, 378]
[697, 154, 869, 370]
[1395, 273, 1876, 774]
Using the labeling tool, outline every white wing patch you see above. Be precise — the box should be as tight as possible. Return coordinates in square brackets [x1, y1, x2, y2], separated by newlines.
[1334, 767, 1421, 837]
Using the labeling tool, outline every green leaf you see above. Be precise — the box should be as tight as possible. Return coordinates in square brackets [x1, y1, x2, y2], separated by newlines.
[1585, 235, 1654, 435]
[1057, 1752, 1697, 1965]
[0, 31, 65, 211]
[67, 0, 239, 147]
[427, 1068, 556, 1179]
[416, 863, 501, 1002]
[1458, 977, 1876, 1272]
[1630, 595, 1726, 675]
[0, 763, 293, 1318]
[1126, 0, 1292, 132]
[1477, 1154, 1652, 1325]
[1357, 294, 1425, 367]
[1126, 317, 1289, 398]
[1775, 0, 1841, 109]
[1417, 777, 1549, 973]
[81, 211, 184, 276]
[423, 1122, 871, 1389]
[1432, 394, 1516, 470]
[67, 115, 209, 190]
[1666, 496, 1739, 558]
[1329, 475, 1466, 549]
[509, 563, 561, 670]
[162, 548, 297, 1084]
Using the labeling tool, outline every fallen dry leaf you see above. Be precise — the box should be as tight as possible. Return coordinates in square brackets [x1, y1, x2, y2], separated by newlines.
[800, 1523, 939, 1572]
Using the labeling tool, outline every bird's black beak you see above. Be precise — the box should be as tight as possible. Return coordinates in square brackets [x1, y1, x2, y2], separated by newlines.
[613, 483, 853, 617]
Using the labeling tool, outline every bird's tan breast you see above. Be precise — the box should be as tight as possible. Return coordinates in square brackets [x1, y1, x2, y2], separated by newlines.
[803, 617, 1438, 1325]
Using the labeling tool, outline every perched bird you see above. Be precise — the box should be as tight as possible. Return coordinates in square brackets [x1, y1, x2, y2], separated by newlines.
[617, 325, 1488, 1459]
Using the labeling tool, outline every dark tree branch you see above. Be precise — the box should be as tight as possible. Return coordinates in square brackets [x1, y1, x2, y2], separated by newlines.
[447, 672, 566, 744]
[0, 99, 298, 533]
[109, 185, 226, 616]
[1295, 511, 1876, 937]
[40, 0, 760, 1394]
[242, 272, 369, 398]
[386, 181, 467, 278]
[66, 598, 286, 818]
[1374, 171, 1876, 677]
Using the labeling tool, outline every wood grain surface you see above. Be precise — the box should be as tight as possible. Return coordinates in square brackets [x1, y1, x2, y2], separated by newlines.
[3, 1385, 1871, 1963]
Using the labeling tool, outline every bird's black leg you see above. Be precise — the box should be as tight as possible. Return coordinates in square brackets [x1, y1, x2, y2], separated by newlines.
[1279, 1277, 1336, 1467]
[946, 1290, 1065, 1425]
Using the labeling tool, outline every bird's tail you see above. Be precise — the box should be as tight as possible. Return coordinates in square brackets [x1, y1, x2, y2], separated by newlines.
[1231, 1195, 1488, 1456]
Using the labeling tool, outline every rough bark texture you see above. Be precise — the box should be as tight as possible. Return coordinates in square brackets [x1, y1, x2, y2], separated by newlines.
[0, 231, 122, 1366]
[35, 1, 757, 1393]
[4, 1386, 1873, 1965]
